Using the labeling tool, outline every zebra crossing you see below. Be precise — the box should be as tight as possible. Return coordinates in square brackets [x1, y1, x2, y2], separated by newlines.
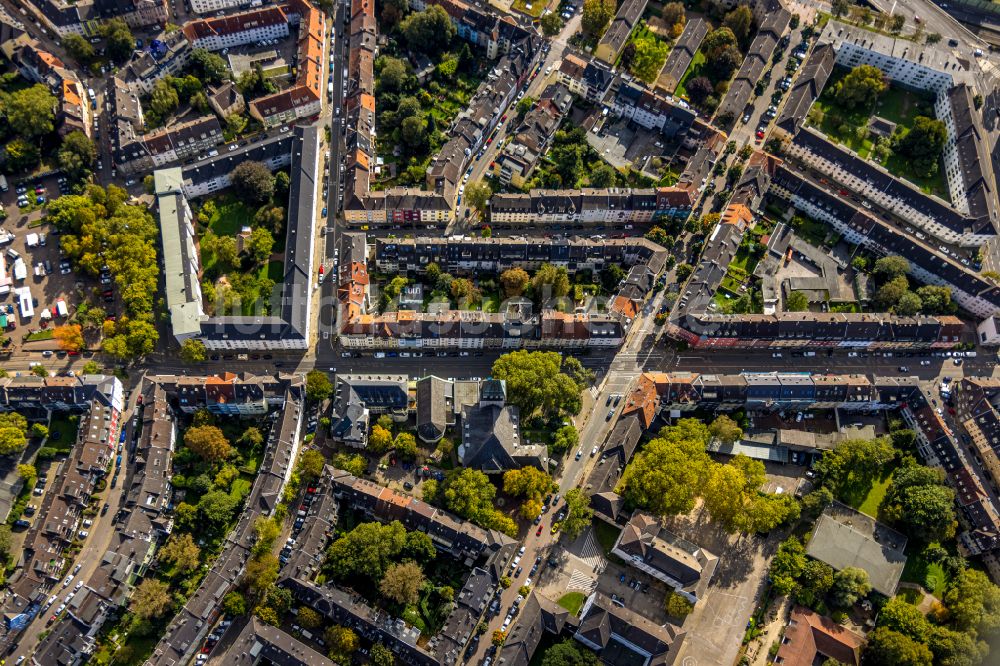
[567, 569, 598, 594]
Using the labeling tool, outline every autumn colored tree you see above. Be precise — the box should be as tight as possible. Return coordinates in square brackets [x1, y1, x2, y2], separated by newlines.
[53, 324, 84, 352]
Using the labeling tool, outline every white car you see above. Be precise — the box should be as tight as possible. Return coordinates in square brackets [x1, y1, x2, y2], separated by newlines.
[62, 575, 74, 588]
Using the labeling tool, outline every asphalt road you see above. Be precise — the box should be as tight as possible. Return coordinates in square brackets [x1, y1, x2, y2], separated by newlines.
[6, 388, 143, 660]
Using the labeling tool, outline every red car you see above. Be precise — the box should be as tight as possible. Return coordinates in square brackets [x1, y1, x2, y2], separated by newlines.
[536, 524, 543, 536]
[755, 130, 765, 140]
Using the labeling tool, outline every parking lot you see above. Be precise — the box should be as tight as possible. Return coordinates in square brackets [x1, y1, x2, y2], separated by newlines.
[585, 117, 683, 178]
[0, 173, 104, 357]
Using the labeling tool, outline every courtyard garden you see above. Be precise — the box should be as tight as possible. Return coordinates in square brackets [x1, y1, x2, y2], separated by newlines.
[807, 65, 950, 200]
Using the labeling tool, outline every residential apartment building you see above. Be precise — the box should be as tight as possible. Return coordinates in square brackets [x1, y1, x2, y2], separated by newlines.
[595, 0, 648, 64]
[612, 511, 718, 604]
[28, 0, 167, 36]
[657, 18, 707, 94]
[122, 30, 192, 95]
[247, 0, 324, 128]
[608, 79, 697, 136]
[490, 187, 694, 225]
[715, 7, 791, 128]
[493, 86, 571, 187]
[189, 0, 251, 13]
[156, 125, 318, 350]
[181, 5, 289, 51]
[117, 115, 224, 175]
[556, 51, 614, 104]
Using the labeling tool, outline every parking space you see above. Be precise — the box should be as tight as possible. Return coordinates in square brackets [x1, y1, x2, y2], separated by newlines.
[0, 174, 104, 355]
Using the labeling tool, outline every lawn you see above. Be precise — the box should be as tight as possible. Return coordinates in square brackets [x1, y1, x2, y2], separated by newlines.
[674, 49, 706, 98]
[790, 214, 837, 248]
[807, 70, 950, 200]
[593, 519, 621, 555]
[512, 0, 545, 18]
[25, 330, 54, 342]
[206, 196, 255, 237]
[557, 591, 587, 616]
[46, 415, 80, 454]
[901, 551, 949, 597]
[853, 472, 892, 518]
[259, 260, 283, 283]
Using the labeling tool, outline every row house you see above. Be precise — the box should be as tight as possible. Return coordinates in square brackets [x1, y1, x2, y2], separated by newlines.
[329, 468, 514, 560]
[118, 115, 224, 175]
[490, 187, 694, 225]
[248, 0, 324, 128]
[595, 0, 647, 64]
[493, 85, 573, 188]
[181, 5, 289, 52]
[411, 0, 533, 59]
[189, 0, 248, 13]
[786, 127, 995, 247]
[28, 0, 167, 37]
[608, 79, 697, 138]
[769, 165, 1000, 319]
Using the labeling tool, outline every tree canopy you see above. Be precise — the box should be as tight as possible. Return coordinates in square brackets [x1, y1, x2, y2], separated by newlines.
[834, 64, 889, 110]
[400, 6, 456, 54]
[893, 116, 948, 177]
[491, 350, 582, 417]
[582, 0, 616, 37]
[184, 425, 232, 463]
[881, 464, 956, 543]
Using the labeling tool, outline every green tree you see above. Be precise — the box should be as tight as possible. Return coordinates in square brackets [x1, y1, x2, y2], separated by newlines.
[223, 590, 248, 617]
[665, 592, 694, 618]
[184, 425, 232, 462]
[57, 131, 97, 181]
[491, 350, 581, 417]
[377, 56, 412, 92]
[380, 561, 425, 605]
[893, 116, 948, 177]
[540, 640, 599, 666]
[332, 453, 367, 477]
[198, 490, 240, 526]
[815, 437, 896, 494]
[190, 48, 228, 84]
[369, 424, 394, 454]
[708, 415, 743, 444]
[325, 521, 408, 579]
[16, 464, 36, 481]
[541, 12, 563, 36]
[797, 560, 834, 607]
[297, 606, 322, 629]
[915, 285, 953, 314]
[102, 18, 135, 62]
[560, 488, 594, 540]
[5, 137, 40, 172]
[629, 36, 670, 84]
[393, 431, 418, 461]
[531, 263, 571, 299]
[878, 597, 930, 643]
[894, 291, 923, 316]
[874, 256, 910, 279]
[404, 530, 437, 563]
[620, 419, 712, 516]
[371, 643, 396, 666]
[768, 536, 807, 596]
[722, 5, 754, 48]
[245, 227, 275, 265]
[148, 78, 180, 121]
[7, 85, 57, 139]
[500, 267, 530, 297]
[230, 161, 275, 205]
[305, 370, 333, 402]
[503, 467, 552, 498]
[158, 533, 201, 573]
[786, 291, 809, 312]
[401, 115, 427, 147]
[876, 275, 912, 310]
[179, 338, 207, 364]
[834, 64, 889, 110]
[400, 6, 456, 55]
[63, 34, 95, 64]
[0, 412, 30, 455]
[830, 567, 871, 607]
[131, 579, 172, 619]
[551, 425, 579, 456]
[589, 163, 618, 188]
[943, 568, 1000, 634]
[881, 464, 956, 543]
[927, 625, 988, 666]
[582, 0, 616, 37]
[465, 180, 492, 214]
[297, 449, 326, 483]
[865, 627, 933, 666]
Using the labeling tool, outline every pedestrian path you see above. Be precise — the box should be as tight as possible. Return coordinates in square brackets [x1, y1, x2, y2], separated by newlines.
[567, 569, 598, 594]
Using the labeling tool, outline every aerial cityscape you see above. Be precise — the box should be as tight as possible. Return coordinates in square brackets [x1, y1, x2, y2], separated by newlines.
[0, 0, 998, 664]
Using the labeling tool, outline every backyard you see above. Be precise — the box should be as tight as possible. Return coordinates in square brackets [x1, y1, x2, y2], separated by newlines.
[807, 68, 950, 200]
[674, 50, 706, 99]
[512, 0, 546, 18]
